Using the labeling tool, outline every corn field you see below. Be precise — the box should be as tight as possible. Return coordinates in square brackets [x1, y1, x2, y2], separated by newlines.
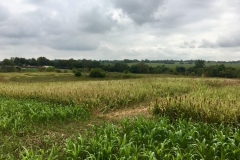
[0, 74, 240, 159]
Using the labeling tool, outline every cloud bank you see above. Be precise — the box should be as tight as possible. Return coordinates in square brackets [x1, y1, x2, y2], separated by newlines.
[0, 0, 240, 60]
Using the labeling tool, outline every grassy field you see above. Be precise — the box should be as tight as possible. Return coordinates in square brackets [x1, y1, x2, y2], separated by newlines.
[0, 72, 240, 159]
[127, 62, 240, 69]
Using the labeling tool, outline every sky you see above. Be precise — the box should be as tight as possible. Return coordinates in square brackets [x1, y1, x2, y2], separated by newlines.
[0, 0, 240, 61]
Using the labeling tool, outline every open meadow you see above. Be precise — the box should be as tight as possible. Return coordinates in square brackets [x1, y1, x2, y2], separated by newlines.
[0, 72, 240, 159]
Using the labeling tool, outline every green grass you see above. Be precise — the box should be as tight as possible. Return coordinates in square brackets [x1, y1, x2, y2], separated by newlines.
[127, 62, 240, 69]
[20, 117, 240, 160]
[0, 97, 89, 133]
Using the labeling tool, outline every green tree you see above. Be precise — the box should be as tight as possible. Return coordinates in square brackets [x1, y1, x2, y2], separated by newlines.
[113, 63, 129, 72]
[37, 57, 51, 66]
[1, 59, 14, 66]
[130, 62, 149, 73]
[195, 60, 206, 68]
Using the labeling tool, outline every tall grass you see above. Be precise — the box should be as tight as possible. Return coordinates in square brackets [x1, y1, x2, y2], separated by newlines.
[152, 79, 240, 125]
[0, 78, 194, 112]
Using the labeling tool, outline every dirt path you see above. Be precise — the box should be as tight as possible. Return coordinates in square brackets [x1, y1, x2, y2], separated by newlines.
[96, 105, 152, 121]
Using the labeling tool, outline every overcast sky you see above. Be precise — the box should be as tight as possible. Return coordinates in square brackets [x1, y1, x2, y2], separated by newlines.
[0, 0, 240, 61]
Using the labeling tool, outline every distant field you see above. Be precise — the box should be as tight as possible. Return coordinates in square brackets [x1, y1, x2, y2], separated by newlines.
[128, 62, 240, 68]
[0, 72, 240, 159]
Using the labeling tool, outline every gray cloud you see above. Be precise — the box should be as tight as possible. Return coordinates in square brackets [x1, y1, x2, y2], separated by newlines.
[199, 39, 218, 48]
[180, 40, 197, 48]
[199, 32, 240, 48]
[1, 0, 240, 60]
[217, 33, 240, 48]
[0, 5, 9, 22]
[79, 7, 115, 34]
[154, 0, 219, 30]
[0, 2, 100, 51]
[47, 34, 99, 51]
[114, 0, 165, 25]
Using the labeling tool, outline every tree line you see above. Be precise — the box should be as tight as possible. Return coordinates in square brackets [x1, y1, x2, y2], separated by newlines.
[0, 57, 240, 78]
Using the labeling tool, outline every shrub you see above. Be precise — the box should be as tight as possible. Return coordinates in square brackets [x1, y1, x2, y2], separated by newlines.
[90, 68, 106, 78]
[122, 74, 132, 79]
[72, 67, 77, 73]
[75, 71, 82, 77]
[46, 67, 55, 72]
[56, 69, 62, 73]
[38, 67, 45, 72]
[123, 70, 130, 74]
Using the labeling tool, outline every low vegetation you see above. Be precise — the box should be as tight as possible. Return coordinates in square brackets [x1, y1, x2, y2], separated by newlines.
[0, 72, 240, 159]
[20, 118, 240, 159]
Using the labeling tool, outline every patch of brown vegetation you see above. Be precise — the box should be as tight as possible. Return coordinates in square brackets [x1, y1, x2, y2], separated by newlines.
[221, 79, 240, 86]
[97, 105, 152, 121]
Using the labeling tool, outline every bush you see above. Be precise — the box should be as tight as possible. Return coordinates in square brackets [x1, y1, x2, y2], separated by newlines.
[75, 71, 82, 77]
[123, 70, 130, 74]
[122, 74, 132, 79]
[38, 67, 45, 72]
[46, 67, 55, 72]
[72, 68, 77, 73]
[56, 69, 62, 73]
[90, 68, 106, 78]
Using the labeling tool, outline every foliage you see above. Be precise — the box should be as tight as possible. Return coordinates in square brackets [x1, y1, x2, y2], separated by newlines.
[152, 79, 240, 125]
[113, 63, 129, 72]
[38, 67, 45, 72]
[45, 67, 56, 72]
[74, 71, 82, 77]
[205, 65, 239, 78]
[55, 69, 62, 73]
[0, 66, 16, 72]
[89, 68, 106, 78]
[0, 75, 240, 158]
[123, 70, 130, 74]
[0, 77, 192, 112]
[21, 118, 240, 159]
[0, 97, 89, 133]
[1, 57, 240, 78]
[1, 59, 14, 66]
[194, 59, 206, 68]
[130, 62, 150, 73]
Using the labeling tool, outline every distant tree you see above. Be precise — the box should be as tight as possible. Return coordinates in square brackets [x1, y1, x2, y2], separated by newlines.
[150, 65, 170, 74]
[29, 58, 38, 66]
[37, 57, 51, 66]
[195, 60, 206, 68]
[1, 59, 14, 66]
[90, 68, 106, 78]
[130, 62, 149, 73]
[175, 66, 186, 74]
[112, 62, 129, 72]
[90, 61, 101, 69]
[81, 59, 92, 69]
